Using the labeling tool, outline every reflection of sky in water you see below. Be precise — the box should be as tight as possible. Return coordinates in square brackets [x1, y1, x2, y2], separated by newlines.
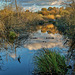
[0, 29, 69, 75]
[24, 30, 65, 50]
[0, 0, 71, 74]
[0, 47, 35, 75]
[0, 47, 68, 75]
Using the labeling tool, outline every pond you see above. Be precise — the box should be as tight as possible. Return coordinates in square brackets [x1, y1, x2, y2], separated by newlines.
[0, 24, 72, 75]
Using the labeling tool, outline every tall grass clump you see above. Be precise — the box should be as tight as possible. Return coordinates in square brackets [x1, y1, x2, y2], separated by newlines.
[34, 49, 68, 75]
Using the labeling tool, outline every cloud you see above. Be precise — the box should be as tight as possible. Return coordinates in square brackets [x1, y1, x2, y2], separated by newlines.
[18, 0, 63, 6]
[24, 30, 64, 50]
[51, 0, 62, 5]
[24, 42, 64, 50]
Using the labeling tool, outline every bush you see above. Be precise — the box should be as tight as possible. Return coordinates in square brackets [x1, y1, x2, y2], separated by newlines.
[38, 20, 44, 25]
[48, 7, 53, 11]
[41, 11, 49, 15]
[46, 24, 54, 29]
[55, 15, 61, 19]
[41, 8, 47, 11]
[26, 10, 30, 12]
[46, 15, 55, 19]
[49, 10, 56, 15]
[60, 10, 70, 15]
[9, 31, 17, 39]
[34, 49, 68, 75]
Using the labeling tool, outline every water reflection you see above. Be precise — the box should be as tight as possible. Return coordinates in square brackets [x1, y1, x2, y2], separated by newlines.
[24, 30, 64, 50]
[0, 24, 68, 75]
[37, 24, 58, 34]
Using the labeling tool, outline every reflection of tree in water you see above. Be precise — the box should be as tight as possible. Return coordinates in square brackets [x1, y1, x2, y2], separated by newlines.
[0, 23, 61, 64]
[0, 56, 3, 70]
[39, 24, 59, 34]
[0, 23, 60, 49]
[0, 42, 22, 64]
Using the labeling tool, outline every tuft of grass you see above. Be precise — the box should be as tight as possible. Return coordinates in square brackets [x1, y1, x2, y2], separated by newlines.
[34, 49, 68, 75]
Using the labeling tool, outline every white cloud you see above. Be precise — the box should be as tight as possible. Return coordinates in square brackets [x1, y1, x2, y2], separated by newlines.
[51, 0, 62, 5]
[24, 30, 64, 50]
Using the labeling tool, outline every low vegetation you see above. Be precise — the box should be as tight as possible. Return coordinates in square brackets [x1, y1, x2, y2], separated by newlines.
[34, 49, 68, 75]
[0, 6, 44, 40]
[55, 2, 75, 54]
[0, 1, 75, 74]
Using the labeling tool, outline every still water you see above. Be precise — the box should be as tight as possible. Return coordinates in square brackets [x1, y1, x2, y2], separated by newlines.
[0, 24, 69, 75]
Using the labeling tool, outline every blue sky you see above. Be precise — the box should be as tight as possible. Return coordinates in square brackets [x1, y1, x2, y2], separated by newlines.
[0, 0, 68, 11]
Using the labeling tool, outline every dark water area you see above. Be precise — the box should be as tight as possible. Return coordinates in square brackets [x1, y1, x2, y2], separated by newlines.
[0, 24, 73, 75]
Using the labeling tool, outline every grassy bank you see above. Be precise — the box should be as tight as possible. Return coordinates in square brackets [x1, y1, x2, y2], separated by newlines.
[33, 49, 69, 75]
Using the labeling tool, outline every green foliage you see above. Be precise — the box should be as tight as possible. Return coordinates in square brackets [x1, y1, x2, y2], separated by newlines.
[56, 7, 75, 39]
[9, 31, 17, 39]
[34, 49, 68, 75]
[55, 2, 75, 56]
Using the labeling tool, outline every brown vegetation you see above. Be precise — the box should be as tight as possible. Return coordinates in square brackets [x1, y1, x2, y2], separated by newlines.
[46, 15, 55, 19]
[0, 7, 44, 39]
[41, 8, 47, 11]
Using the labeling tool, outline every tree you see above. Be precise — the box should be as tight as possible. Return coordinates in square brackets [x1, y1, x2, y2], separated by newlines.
[15, 0, 18, 12]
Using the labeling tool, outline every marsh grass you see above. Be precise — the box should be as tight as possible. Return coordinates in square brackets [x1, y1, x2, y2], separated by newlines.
[34, 49, 68, 75]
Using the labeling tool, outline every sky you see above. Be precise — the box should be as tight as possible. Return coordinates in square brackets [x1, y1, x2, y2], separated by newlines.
[0, 0, 71, 11]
